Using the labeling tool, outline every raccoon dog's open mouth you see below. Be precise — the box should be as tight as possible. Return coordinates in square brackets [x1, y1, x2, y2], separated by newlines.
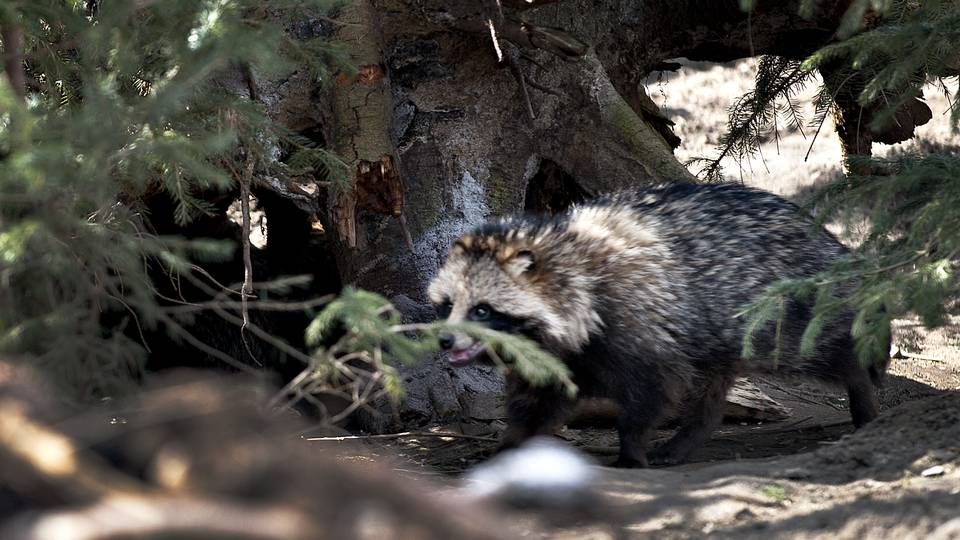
[447, 342, 486, 366]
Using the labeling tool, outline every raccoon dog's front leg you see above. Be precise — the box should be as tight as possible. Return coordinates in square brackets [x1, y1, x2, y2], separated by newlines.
[500, 371, 575, 451]
[610, 373, 672, 468]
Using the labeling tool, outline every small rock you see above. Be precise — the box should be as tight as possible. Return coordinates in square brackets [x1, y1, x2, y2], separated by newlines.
[921, 465, 946, 477]
[463, 437, 597, 501]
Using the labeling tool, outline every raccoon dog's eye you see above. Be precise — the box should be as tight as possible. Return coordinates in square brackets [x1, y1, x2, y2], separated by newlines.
[470, 304, 491, 321]
[436, 299, 453, 318]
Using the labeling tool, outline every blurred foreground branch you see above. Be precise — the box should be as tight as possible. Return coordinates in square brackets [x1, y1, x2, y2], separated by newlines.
[0, 363, 506, 540]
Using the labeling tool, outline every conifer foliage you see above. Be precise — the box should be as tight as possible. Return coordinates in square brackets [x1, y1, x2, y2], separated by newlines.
[0, 0, 343, 400]
[273, 288, 575, 419]
[727, 0, 960, 366]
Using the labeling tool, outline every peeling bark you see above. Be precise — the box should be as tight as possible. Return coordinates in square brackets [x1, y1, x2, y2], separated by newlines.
[327, 1, 409, 260]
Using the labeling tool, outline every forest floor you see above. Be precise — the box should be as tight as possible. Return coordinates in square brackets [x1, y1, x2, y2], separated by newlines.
[321, 59, 960, 538]
[338, 346, 959, 538]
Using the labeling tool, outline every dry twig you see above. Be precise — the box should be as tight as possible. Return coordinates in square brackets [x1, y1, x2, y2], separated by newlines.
[306, 431, 498, 443]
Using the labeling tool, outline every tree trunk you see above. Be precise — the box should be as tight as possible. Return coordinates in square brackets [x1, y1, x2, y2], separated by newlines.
[321, 0, 716, 426]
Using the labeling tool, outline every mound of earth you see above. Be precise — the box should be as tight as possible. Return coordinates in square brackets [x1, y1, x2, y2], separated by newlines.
[588, 391, 960, 539]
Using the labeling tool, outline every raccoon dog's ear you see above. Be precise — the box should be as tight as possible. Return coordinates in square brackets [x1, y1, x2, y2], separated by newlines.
[504, 250, 535, 278]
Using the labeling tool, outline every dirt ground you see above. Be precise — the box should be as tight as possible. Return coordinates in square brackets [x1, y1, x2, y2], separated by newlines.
[318, 310, 960, 538]
[323, 347, 959, 539]
[311, 59, 960, 538]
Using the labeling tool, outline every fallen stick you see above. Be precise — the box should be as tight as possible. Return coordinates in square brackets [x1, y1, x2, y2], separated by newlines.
[892, 347, 949, 363]
[306, 431, 499, 443]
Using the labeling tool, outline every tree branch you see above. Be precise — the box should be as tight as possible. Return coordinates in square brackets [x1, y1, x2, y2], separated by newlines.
[2, 496, 319, 540]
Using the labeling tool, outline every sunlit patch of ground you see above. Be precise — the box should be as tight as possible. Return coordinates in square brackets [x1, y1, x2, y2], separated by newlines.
[645, 58, 846, 196]
[646, 58, 960, 197]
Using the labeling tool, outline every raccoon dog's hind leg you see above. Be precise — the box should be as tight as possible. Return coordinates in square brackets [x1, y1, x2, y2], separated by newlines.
[500, 371, 576, 451]
[649, 371, 735, 465]
[842, 325, 889, 428]
[813, 326, 882, 428]
[844, 366, 880, 427]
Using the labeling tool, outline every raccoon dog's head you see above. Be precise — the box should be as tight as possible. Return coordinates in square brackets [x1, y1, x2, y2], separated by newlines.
[428, 225, 598, 366]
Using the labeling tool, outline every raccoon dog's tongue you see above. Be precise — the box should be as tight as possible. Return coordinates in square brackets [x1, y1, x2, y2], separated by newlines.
[448, 342, 485, 366]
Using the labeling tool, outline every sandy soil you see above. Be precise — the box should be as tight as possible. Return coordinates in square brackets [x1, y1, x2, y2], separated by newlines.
[591, 389, 960, 539]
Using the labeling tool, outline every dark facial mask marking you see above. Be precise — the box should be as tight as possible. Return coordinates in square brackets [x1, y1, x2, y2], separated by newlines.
[434, 299, 452, 319]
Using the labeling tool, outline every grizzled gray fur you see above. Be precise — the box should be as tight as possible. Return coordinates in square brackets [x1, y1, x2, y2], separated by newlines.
[428, 183, 889, 467]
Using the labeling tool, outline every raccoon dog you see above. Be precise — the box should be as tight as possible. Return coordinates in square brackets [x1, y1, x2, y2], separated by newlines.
[428, 183, 888, 467]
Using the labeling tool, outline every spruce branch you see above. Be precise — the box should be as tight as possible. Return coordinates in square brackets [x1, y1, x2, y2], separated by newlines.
[699, 56, 814, 182]
[742, 153, 960, 367]
[277, 289, 577, 422]
[0, 0, 351, 400]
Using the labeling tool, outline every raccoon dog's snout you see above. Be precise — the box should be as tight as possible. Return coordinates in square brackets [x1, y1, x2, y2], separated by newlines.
[438, 333, 455, 350]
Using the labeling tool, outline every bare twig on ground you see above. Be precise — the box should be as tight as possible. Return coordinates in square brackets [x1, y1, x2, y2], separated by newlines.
[770, 415, 816, 432]
[758, 377, 847, 412]
[306, 431, 499, 443]
[891, 347, 948, 363]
